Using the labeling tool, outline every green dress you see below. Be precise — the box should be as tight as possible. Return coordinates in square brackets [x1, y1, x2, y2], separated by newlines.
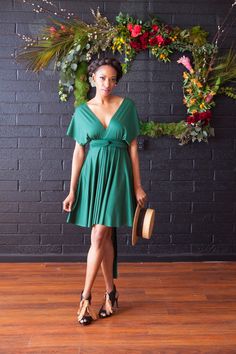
[66, 97, 141, 278]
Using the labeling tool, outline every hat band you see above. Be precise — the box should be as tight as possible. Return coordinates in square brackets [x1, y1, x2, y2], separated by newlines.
[90, 139, 128, 149]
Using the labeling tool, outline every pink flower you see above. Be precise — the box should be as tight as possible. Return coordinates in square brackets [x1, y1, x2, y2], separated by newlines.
[49, 26, 57, 33]
[177, 56, 194, 73]
[60, 25, 66, 32]
[205, 94, 213, 103]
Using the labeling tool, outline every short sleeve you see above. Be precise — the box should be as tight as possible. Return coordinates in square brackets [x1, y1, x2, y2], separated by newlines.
[66, 107, 88, 146]
[124, 100, 141, 145]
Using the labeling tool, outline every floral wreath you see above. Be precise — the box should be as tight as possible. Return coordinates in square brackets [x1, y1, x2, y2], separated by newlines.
[17, 1, 236, 145]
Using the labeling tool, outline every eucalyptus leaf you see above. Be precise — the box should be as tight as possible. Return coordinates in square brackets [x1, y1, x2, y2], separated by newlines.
[71, 63, 78, 71]
[190, 131, 198, 136]
[68, 85, 74, 92]
[195, 127, 202, 132]
[66, 54, 74, 62]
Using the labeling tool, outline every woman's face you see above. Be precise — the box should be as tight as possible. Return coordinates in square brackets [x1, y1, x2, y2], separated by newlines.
[92, 65, 117, 95]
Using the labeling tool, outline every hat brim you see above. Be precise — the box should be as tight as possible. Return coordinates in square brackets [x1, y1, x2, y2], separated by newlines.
[132, 203, 141, 246]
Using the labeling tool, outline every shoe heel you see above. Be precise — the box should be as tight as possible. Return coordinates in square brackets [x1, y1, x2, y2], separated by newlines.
[98, 285, 119, 318]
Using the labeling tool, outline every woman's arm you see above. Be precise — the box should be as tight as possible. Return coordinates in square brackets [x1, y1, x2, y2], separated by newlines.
[69, 142, 86, 194]
[63, 142, 85, 212]
[128, 139, 142, 190]
[128, 139, 147, 207]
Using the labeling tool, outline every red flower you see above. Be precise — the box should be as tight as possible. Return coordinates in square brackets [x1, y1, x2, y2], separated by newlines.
[148, 37, 157, 46]
[187, 115, 197, 124]
[156, 34, 165, 45]
[130, 40, 142, 51]
[187, 110, 212, 125]
[140, 31, 149, 42]
[151, 24, 159, 32]
[199, 110, 212, 121]
[139, 31, 149, 49]
[127, 23, 133, 31]
[164, 37, 172, 45]
[165, 25, 173, 34]
[131, 24, 142, 37]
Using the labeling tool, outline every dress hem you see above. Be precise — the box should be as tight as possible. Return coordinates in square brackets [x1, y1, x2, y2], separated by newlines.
[66, 220, 133, 228]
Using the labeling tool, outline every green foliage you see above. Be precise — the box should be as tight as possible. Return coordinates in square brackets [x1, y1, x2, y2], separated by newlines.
[188, 26, 209, 46]
[218, 86, 236, 100]
[74, 62, 90, 106]
[140, 120, 215, 145]
[140, 120, 191, 145]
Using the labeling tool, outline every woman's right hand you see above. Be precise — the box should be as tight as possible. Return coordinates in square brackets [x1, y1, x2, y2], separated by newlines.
[63, 192, 75, 212]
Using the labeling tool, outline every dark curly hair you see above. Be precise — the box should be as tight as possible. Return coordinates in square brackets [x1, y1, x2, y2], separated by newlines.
[88, 57, 123, 83]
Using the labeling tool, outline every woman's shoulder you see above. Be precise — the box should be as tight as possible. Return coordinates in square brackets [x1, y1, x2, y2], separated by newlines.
[116, 95, 133, 103]
[73, 101, 87, 112]
[113, 95, 135, 109]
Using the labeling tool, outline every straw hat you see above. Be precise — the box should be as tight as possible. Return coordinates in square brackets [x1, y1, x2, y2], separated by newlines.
[132, 203, 155, 246]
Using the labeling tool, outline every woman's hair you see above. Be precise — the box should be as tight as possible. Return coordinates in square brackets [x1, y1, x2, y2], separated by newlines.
[88, 57, 123, 83]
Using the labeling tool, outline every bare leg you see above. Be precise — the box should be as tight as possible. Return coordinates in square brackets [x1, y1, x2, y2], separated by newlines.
[82, 224, 110, 299]
[101, 228, 114, 293]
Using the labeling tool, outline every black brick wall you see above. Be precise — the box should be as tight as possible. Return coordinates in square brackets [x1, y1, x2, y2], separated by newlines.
[0, 0, 235, 262]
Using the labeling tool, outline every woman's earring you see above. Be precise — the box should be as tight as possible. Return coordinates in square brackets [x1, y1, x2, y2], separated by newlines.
[89, 76, 96, 87]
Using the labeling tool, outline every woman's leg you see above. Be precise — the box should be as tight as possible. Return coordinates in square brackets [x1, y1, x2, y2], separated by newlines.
[101, 228, 114, 293]
[82, 224, 110, 299]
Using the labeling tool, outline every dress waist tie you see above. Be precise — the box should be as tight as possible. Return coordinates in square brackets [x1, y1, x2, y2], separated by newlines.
[89, 139, 128, 149]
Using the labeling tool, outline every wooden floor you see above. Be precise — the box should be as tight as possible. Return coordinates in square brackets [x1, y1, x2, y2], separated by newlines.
[0, 262, 236, 354]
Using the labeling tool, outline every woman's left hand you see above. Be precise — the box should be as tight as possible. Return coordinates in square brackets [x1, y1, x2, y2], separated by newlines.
[135, 186, 147, 208]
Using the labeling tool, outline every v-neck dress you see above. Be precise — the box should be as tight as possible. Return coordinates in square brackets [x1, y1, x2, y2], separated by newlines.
[65, 97, 141, 278]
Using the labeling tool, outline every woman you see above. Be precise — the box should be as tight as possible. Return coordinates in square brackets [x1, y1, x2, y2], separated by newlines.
[63, 57, 147, 326]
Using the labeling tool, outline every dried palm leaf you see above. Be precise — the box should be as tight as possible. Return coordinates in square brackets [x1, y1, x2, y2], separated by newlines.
[16, 17, 89, 72]
[209, 47, 236, 85]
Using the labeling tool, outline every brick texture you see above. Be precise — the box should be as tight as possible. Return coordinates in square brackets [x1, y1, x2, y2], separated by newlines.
[0, 0, 235, 261]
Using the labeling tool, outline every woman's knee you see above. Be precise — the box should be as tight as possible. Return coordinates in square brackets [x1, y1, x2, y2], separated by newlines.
[91, 224, 112, 249]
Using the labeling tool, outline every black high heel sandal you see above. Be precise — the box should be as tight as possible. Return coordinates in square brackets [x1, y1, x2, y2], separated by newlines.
[77, 291, 97, 326]
[99, 284, 119, 319]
